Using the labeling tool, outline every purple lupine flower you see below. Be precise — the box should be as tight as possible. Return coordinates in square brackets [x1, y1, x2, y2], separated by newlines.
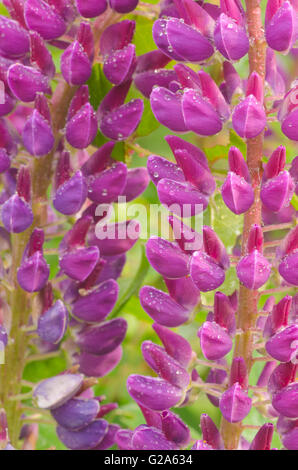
[53, 151, 87, 215]
[66, 86, 97, 149]
[261, 146, 294, 212]
[265, 0, 298, 53]
[30, 31, 56, 79]
[17, 228, 50, 292]
[278, 226, 298, 285]
[263, 295, 292, 338]
[200, 413, 224, 450]
[249, 423, 274, 450]
[1, 166, 33, 233]
[33, 374, 84, 409]
[22, 94, 54, 157]
[266, 324, 298, 362]
[0, 15, 30, 58]
[146, 237, 189, 279]
[272, 382, 298, 418]
[61, 23, 93, 86]
[232, 72, 266, 138]
[198, 321, 233, 360]
[268, 362, 297, 396]
[221, 146, 254, 214]
[37, 299, 68, 345]
[219, 382, 252, 423]
[24, 0, 67, 40]
[51, 397, 100, 431]
[279, 83, 298, 141]
[152, 323, 194, 368]
[76, 318, 127, 355]
[214, 13, 249, 60]
[7, 63, 51, 102]
[127, 375, 183, 411]
[110, 0, 139, 13]
[76, 346, 123, 377]
[57, 419, 109, 450]
[237, 225, 271, 289]
[134, 50, 174, 98]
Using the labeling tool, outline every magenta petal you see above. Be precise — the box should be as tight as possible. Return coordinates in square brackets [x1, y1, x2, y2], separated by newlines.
[33, 374, 84, 409]
[22, 110, 54, 157]
[57, 419, 108, 450]
[100, 20, 135, 56]
[265, 325, 298, 362]
[17, 252, 49, 293]
[76, 318, 127, 355]
[272, 383, 298, 418]
[51, 398, 100, 431]
[87, 162, 127, 203]
[53, 170, 88, 215]
[190, 251, 225, 292]
[152, 323, 193, 368]
[146, 237, 189, 279]
[8, 64, 50, 102]
[66, 103, 98, 149]
[93, 424, 120, 450]
[110, 0, 138, 13]
[76, 0, 107, 18]
[152, 19, 185, 62]
[24, 0, 67, 40]
[182, 89, 222, 136]
[147, 155, 185, 186]
[279, 252, 298, 285]
[37, 300, 68, 345]
[150, 87, 187, 132]
[157, 179, 208, 216]
[135, 69, 177, 99]
[219, 383, 252, 423]
[104, 44, 136, 85]
[72, 279, 119, 323]
[281, 109, 298, 141]
[0, 149, 10, 173]
[232, 95, 266, 139]
[266, 2, 296, 53]
[140, 286, 190, 327]
[61, 41, 91, 86]
[60, 246, 99, 281]
[200, 413, 224, 450]
[142, 341, 190, 389]
[164, 276, 200, 310]
[115, 429, 134, 450]
[77, 346, 123, 377]
[121, 167, 149, 202]
[166, 18, 214, 62]
[236, 250, 271, 289]
[30, 31, 56, 78]
[161, 410, 190, 447]
[199, 321, 233, 360]
[221, 172, 254, 214]
[0, 16, 30, 58]
[261, 171, 294, 212]
[89, 220, 140, 256]
[214, 14, 249, 60]
[127, 374, 183, 411]
[100, 99, 143, 141]
[1, 194, 33, 233]
[282, 428, 298, 450]
[249, 423, 274, 450]
[132, 425, 177, 450]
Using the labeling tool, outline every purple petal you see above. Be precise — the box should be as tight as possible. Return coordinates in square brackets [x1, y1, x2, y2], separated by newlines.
[87, 162, 127, 203]
[236, 250, 271, 289]
[100, 20, 135, 56]
[127, 374, 183, 411]
[232, 95, 266, 139]
[272, 383, 298, 418]
[214, 14, 249, 60]
[265, 324, 298, 362]
[60, 246, 99, 282]
[140, 286, 190, 327]
[22, 110, 54, 157]
[76, 318, 127, 355]
[182, 89, 222, 136]
[266, 2, 296, 53]
[53, 170, 87, 215]
[190, 251, 225, 292]
[198, 321, 233, 360]
[1, 194, 33, 233]
[76, 0, 107, 18]
[77, 346, 123, 377]
[0, 16, 30, 58]
[152, 323, 193, 368]
[150, 87, 187, 132]
[7, 64, 50, 102]
[146, 236, 190, 279]
[132, 425, 177, 450]
[61, 41, 91, 86]
[66, 103, 98, 149]
[147, 154, 185, 186]
[89, 220, 140, 256]
[57, 419, 108, 450]
[164, 275, 200, 310]
[72, 279, 119, 323]
[222, 172, 254, 214]
[37, 300, 68, 344]
[279, 252, 298, 286]
[51, 397, 100, 431]
[220, 383, 252, 423]
[104, 44, 136, 85]
[110, 0, 138, 13]
[157, 178, 208, 216]
[281, 108, 298, 141]
[100, 99, 143, 141]
[135, 69, 177, 98]
[261, 171, 294, 212]
[33, 374, 84, 409]
[17, 252, 49, 292]
[121, 167, 150, 202]
[24, 0, 67, 40]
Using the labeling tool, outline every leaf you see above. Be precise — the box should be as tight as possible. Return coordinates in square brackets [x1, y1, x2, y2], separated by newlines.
[37, 423, 67, 450]
[229, 129, 246, 155]
[212, 194, 243, 251]
[87, 63, 112, 111]
[136, 99, 159, 137]
[109, 244, 150, 318]
[132, 17, 157, 55]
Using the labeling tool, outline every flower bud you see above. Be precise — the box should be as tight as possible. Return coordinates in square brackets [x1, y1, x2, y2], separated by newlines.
[266, 324, 298, 362]
[51, 397, 100, 431]
[75, 0, 107, 18]
[146, 237, 190, 279]
[265, 0, 297, 53]
[61, 41, 92, 86]
[165, 275, 200, 309]
[140, 286, 191, 327]
[198, 321, 233, 360]
[272, 382, 298, 418]
[76, 318, 127, 355]
[34, 374, 84, 409]
[8, 64, 51, 102]
[22, 95, 54, 157]
[37, 300, 68, 344]
[249, 423, 274, 450]
[132, 425, 176, 450]
[268, 362, 297, 395]
[24, 0, 67, 40]
[127, 374, 183, 411]
[214, 13, 249, 60]
[115, 429, 134, 450]
[157, 178, 209, 216]
[200, 414, 224, 450]
[135, 69, 177, 99]
[17, 229, 49, 292]
[94, 424, 120, 450]
[161, 410, 190, 447]
[147, 154, 185, 186]
[221, 172, 254, 214]
[263, 295, 292, 338]
[57, 419, 108, 450]
[72, 279, 118, 323]
[66, 101, 97, 149]
[237, 250, 271, 289]
[89, 220, 140, 256]
[30, 31, 56, 78]
[87, 162, 127, 204]
[219, 382, 252, 423]
[104, 44, 136, 86]
[0, 15, 30, 58]
[142, 341, 190, 389]
[190, 251, 226, 292]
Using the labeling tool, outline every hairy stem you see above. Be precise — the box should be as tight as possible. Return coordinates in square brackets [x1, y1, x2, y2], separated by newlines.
[220, 0, 266, 449]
